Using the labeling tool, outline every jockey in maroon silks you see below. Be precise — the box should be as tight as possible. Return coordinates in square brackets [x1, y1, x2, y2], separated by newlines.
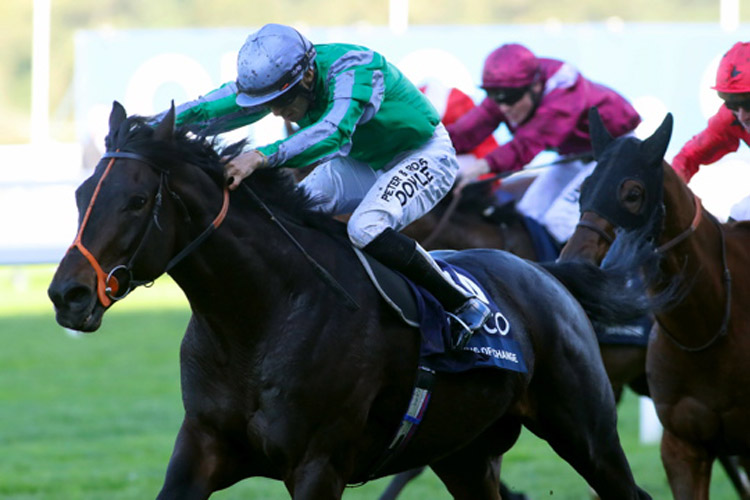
[672, 41, 750, 221]
[447, 43, 641, 243]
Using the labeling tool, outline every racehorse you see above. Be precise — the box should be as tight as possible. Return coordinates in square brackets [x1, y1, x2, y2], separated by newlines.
[559, 108, 750, 499]
[48, 102, 666, 500]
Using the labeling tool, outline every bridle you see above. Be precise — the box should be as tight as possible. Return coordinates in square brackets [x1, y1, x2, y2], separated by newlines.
[576, 190, 731, 352]
[574, 218, 614, 245]
[655, 192, 702, 253]
[68, 150, 229, 308]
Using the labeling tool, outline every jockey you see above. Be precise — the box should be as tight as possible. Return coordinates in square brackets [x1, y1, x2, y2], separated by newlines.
[165, 23, 490, 348]
[672, 41, 750, 221]
[447, 43, 641, 244]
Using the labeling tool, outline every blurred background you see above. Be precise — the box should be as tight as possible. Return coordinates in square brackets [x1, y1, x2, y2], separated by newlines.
[1, 2, 748, 498]
[0, 0, 748, 264]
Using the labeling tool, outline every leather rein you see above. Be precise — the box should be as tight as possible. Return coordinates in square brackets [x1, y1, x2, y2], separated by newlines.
[69, 150, 229, 307]
[578, 192, 731, 352]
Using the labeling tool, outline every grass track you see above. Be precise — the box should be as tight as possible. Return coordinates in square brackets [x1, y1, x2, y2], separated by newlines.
[0, 266, 738, 499]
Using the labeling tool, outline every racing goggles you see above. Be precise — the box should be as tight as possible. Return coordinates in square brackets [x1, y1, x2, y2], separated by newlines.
[266, 83, 304, 109]
[724, 97, 750, 113]
[487, 86, 529, 106]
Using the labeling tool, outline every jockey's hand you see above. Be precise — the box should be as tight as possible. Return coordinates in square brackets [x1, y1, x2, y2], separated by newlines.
[456, 158, 491, 192]
[225, 150, 268, 190]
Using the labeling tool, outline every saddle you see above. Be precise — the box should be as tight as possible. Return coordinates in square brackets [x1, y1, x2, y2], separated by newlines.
[353, 247, 527, 375]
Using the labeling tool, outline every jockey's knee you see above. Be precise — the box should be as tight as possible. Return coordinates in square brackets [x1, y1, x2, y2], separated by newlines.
[347, 211, 392, 249]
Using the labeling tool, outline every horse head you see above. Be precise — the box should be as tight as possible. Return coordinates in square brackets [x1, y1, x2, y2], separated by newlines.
[559, 107, 673, 264]
[48, 101, 228, 332]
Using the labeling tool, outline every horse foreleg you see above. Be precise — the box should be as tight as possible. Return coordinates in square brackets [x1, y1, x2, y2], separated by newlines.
[287, 458, 347, 500]
[430, 450, 501, 500]
[156, 418, 243, 500]
[660, 429, 713, 500]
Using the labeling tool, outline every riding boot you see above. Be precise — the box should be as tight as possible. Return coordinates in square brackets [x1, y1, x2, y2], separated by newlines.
[364, 228, 491, 349]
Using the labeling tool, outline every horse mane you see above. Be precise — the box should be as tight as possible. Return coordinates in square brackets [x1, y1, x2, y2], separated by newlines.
[106, 115, 349, 241]
[729, 219, 750, 232]
[245, 168, 349, 241]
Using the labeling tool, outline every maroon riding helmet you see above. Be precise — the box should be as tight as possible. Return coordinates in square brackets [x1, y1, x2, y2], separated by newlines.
[481, 43, 540, 90]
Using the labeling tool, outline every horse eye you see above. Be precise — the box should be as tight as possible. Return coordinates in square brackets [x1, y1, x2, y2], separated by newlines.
[125, 195, 148, 211]
[624, 186, 643, 203]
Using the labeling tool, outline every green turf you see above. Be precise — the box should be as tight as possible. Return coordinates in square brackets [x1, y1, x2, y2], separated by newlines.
[0, 265, 739, 498]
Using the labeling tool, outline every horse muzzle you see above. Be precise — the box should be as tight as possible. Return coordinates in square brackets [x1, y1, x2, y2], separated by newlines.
[48, 258, 107, 332]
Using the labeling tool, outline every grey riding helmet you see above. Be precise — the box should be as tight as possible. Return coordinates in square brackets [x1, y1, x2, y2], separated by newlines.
[235, 24, 317, 107]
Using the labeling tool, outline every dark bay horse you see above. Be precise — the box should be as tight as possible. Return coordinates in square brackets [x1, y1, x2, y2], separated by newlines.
[560, 109, 750, 499]
[49, 102, 666, 500]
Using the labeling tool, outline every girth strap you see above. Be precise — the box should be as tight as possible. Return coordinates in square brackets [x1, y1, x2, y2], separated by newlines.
[367, 365, 435, 479]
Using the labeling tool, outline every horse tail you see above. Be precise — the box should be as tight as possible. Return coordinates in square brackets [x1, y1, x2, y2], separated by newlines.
[541, 226, 681, 329]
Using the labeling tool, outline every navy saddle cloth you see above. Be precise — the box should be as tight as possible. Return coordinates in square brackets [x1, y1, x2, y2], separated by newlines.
[355, 248, 527, 374]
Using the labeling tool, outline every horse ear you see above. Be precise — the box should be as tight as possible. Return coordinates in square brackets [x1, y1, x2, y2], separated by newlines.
[105, 101, 127, 151]
[641, 113, 673, 166]
[109, 101, 127, 129]
[153, 100, 176, 142]
[588, 106, 614, 159]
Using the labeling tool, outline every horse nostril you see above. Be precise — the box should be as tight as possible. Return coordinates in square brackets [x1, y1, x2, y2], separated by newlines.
[65, 285, 93, 306]
[49, 282, 93, 309]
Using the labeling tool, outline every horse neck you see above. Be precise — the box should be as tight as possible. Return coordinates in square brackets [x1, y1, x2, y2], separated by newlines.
[168, 199, 352, 337]
[661, 162, 719, 260]
[660, 162, 695, 239]
[658, 162, 728, 328]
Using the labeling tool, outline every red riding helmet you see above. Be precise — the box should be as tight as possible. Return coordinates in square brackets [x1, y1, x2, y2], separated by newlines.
[713, 41, 750, 93]
[481, 43, 540, 89]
